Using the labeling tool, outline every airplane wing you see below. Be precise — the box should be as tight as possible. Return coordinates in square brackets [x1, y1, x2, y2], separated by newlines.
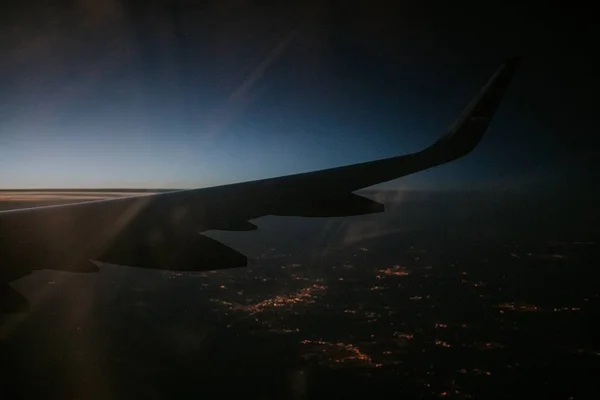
[0, 57, 519, 311]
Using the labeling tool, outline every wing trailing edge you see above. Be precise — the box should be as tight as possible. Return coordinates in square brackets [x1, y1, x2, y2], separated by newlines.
[273, 193, 384, 217]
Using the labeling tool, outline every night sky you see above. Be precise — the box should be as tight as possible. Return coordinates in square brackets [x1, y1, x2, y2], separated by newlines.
[0, 1, 597, 190]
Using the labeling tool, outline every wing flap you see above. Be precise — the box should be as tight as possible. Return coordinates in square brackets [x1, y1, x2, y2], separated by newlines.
[212, 220, 258, 232]
[273, 193, 384, 217]
[96, 233, 247, 271]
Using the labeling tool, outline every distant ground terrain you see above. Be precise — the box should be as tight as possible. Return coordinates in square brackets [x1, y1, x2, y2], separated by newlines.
[1, 189, 599, 399]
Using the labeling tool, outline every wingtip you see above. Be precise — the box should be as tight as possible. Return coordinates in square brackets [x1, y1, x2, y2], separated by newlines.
[425, 56, 521, 160]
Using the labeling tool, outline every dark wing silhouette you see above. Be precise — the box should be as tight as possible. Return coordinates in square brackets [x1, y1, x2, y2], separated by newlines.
[0, 57, 519, 312]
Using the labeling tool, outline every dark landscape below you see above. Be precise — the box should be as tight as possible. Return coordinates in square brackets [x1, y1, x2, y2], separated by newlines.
[1, 189, 599, 399]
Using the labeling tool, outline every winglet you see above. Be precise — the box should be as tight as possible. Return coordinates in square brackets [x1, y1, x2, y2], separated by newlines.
[426, 56, 521, 161]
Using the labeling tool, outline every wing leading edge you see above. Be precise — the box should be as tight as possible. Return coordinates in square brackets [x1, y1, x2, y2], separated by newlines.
[0, 57, 520, 312]
[260, 55, 521, 194]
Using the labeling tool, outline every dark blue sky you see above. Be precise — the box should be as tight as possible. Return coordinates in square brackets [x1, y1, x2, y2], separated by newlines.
[0, 1, 597, 190]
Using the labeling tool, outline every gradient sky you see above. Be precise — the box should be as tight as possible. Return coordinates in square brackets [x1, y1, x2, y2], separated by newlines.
[0, 1, 597, 190]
